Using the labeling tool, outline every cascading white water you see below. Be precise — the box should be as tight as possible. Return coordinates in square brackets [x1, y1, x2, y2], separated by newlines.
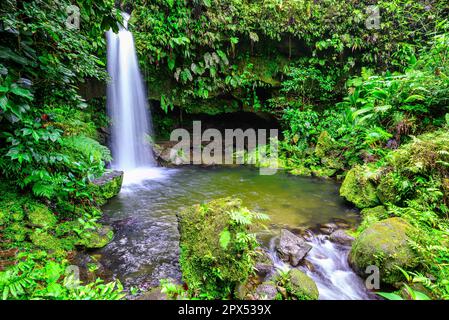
[106, 13, 155, 171]
[268, 233, 376, 300]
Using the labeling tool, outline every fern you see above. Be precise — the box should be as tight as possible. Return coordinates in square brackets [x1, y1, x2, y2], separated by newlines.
[62, 135, 112, 163]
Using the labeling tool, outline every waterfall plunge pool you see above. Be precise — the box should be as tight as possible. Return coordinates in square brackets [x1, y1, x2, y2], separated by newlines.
[96, 166, 376, 300]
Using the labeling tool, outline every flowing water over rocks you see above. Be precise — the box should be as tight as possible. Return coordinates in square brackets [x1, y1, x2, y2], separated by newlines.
[98, 166, 375, 299]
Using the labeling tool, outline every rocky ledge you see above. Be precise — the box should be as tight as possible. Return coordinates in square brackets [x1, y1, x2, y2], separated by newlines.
[91, 170, 124, 206]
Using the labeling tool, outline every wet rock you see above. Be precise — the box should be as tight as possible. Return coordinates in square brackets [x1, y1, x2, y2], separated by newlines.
[319, 222, 338, 235]
[254, 282, 279, 300]
[329, 229, 355, 246]
[349, 217, 418, 285]
[332, 218, 351, 229]
[301, 259, 315, 272]
[276, 229, 312, 267]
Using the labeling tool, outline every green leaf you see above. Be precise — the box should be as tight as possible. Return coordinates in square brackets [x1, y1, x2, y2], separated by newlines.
[168, 56, 176, 71]
[404, 94, 425, 103]
[10, 85, 33, 100]
[413, 291, 431, 300]
[376, 292, 404, 300]
[219, 229, 231, 249]
[0, 96, 8, 110]
[371, 89, 388, 100]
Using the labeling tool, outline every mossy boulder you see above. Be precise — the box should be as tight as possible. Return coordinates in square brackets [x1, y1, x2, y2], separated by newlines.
[340, 165, 379, 208]
[91, 170, 123, 206]
[27, 204, 57, 228]
[349, 217, 418, 285]
[77, 225, 114, 249]
[288, 269, 319, 300]
[178, 197, 263, 299]
[358, 206, 389, 232]
[376, 172, 400, 204]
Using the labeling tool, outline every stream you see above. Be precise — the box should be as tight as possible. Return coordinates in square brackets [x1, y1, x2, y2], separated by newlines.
[97, 166, 376, 300]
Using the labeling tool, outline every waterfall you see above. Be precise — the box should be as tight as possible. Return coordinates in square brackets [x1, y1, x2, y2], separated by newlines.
[106, 13, 155, 171]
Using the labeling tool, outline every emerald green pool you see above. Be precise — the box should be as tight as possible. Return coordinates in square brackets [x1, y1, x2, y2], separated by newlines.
[98, 166, 372, 299]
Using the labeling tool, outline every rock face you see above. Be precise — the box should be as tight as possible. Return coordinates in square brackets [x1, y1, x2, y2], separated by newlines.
[288, 269, 319, 300]
[276, 229, 312, 266]
[349, 217, 418, 285]
[340, 165, 379, 208]
[329, 229, 355, 246]
[91, 170, 124, 206]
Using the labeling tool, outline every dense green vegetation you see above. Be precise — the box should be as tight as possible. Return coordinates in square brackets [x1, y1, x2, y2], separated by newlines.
[1, 0, 449, 300]
[0, 0, 124, 299]
[128, 0, 449, 300]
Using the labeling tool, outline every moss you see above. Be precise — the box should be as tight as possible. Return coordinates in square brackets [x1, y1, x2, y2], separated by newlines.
[358, 206, 389, 233]
[311, 166, 337, 178]
[340, 165, 379, 208]
[5, 222, 30, 242]
[376, 172, 400, 204]
[349, 217, 418, 285]
[77, 225, 114, 249]
[178, 197, 261, 299]
[288, 269, 319, 300]
[313, 131, 344, 177]
[27, 204, 57, 228]
[30, 230, 67, 256]
[315, 131, 333, 158]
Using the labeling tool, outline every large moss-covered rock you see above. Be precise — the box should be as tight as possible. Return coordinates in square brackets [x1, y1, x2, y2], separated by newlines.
[91, 170, 123, 206]
[340, 165, 379, 208]
[27, 204, 57, 228]
[178, 197, 262, 299]
[288, 269, 319, 300]
[349, 217, 418, 285]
